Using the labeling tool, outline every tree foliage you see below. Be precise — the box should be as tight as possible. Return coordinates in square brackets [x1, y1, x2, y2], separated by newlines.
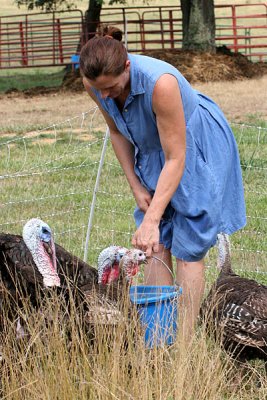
[15, 0, 126, 12]
[15, 0, 77, 11]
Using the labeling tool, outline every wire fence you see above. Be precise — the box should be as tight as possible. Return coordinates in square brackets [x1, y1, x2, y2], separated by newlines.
[0, 111, 266, 276]
[0, 107, 105, 261]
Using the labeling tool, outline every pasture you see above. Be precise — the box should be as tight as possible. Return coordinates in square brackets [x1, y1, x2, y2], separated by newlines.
[0, 77, 266, 270]
[0, 1, 267, 395]
[0, 73, 266, 398]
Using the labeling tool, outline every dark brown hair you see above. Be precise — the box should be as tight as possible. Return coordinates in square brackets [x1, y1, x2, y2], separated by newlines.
[80, 26, 127, 80]
[98, 25, 123, 42]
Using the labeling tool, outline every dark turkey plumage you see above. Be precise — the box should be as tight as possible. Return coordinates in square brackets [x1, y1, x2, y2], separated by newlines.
[0, 233, 94, 297]
[200, 233, 267, 363]
[0, 231, 130, 334]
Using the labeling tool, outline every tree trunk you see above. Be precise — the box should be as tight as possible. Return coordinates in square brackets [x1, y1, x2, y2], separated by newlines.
[181, 0, 216, 53]
[84, 0, 102, 40]
[77, 0, 102, 53]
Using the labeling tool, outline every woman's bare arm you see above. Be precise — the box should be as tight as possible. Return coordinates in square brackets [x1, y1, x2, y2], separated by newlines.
[83, 78, 152, 211]
[132, 74, 186, 254]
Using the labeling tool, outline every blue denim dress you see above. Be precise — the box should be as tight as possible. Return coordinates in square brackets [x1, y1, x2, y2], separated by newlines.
[93, 54, 246, 261]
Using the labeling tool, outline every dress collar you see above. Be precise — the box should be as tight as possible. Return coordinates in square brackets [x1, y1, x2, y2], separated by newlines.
[128, 54, 145, 96]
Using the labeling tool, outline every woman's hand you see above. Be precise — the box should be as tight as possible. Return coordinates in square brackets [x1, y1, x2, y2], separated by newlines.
[132, 185, 159, 256]
[132, 185, 152, 213]
[132, 218, 160, 257]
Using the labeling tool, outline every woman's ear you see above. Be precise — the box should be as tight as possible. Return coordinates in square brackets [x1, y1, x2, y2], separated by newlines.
[125, 59, 131, 71]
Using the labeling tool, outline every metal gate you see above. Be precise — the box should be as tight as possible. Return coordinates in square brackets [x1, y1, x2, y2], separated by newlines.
[0, 3, 266, 69]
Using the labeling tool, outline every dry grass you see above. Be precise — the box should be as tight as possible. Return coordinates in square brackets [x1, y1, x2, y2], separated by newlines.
[1, 288, 266, 400]
[0, 91, 92, 132]
[0, 75, 266, 135]
[194, 74, 267, 122]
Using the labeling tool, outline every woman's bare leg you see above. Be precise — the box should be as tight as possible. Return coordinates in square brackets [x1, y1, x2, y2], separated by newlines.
[144, 244, 173, 285]
[176, 259, 205, 337]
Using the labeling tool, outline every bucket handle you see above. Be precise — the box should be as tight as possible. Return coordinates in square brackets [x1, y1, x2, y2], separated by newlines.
[150, 255, 180, 287]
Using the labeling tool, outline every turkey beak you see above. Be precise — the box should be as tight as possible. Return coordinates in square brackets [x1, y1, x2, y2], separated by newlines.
[141, 252, 147, 264]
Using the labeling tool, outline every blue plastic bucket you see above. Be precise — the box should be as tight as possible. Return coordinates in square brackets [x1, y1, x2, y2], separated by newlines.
[71, 54, 80, 70]
[129, 285, 182, 348]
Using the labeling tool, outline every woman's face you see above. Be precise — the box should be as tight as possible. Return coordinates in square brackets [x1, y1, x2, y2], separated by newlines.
[85, 60, 130, 100]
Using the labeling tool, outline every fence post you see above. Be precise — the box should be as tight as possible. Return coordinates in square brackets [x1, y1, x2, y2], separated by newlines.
[19, 22, 27, 66]
[159, 7, 164, 49]
[52, 12, 56, 64]
[245, 28, 251, 60]
[56, 18, 64, 63]
[231, 5, 238, 53]
[124, 13, 128, 50]
[25, 14, 28, 66]
[0, 19, 2, 68]
[169, 10, 174, 49]
[83, 126, 110, 263]
[140, 11, 145, 51]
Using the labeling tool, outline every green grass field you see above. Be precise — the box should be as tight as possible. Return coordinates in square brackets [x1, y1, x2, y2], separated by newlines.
[0, 114, 266, 279]
[0, 68, 65, 93]
[0, 110, 266, 398]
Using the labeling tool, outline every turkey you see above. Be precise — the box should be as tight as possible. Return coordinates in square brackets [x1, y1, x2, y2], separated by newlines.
[97, 245, 129, 284]
[82, 246, 146, 325]
[97, 245, 146, 285]
[200, 233, 267, 365]
[0, 218, 147, 330]
[0, 218, 60, 341]
[0, 218, 100, 293]
[0, 218, 60, 308]
[0, 220, 129, 333]
[117, 247, 147, 284]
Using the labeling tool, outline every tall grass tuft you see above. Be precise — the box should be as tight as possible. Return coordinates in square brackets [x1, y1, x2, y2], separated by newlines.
[1, 285, 266, 399]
